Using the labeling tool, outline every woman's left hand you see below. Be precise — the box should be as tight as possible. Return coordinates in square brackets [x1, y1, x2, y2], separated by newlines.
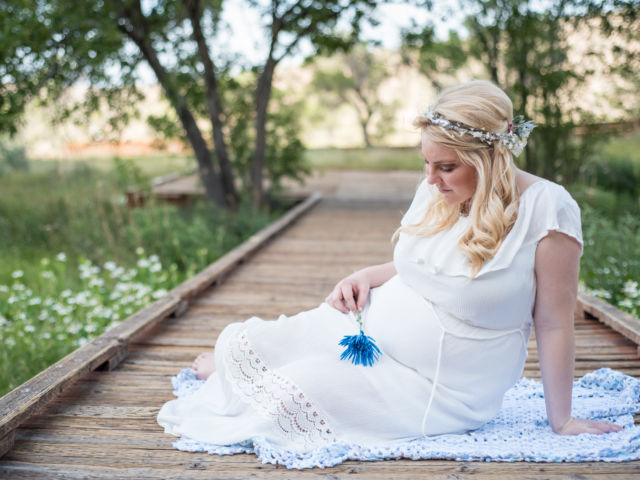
[555, 417, 624, 435]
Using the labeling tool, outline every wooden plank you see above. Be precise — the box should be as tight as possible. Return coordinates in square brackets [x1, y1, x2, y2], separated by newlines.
[578, 292, 640, 347]
[0, 337, 122, 448]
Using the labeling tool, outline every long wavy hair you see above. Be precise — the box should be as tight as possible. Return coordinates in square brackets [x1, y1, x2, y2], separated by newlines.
[396, 80, 520, 278]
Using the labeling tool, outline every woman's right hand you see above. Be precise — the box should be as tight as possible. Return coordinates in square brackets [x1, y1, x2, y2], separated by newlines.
[324, 270, 372, 313]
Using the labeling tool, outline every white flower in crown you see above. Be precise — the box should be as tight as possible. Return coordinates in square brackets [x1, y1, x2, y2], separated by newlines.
[422, 107, 535, 157]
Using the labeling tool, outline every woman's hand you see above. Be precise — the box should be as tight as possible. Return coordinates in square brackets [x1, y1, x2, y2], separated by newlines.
[325, 270, 372, 313]
[555, 417, 623, 435]
[325, 262, 397, 313]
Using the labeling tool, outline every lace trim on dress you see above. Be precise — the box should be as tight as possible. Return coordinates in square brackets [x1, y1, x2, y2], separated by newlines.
[223, 327, 337, 447]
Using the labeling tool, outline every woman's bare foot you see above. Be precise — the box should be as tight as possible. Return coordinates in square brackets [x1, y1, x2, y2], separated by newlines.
[191, 351, 216, 380]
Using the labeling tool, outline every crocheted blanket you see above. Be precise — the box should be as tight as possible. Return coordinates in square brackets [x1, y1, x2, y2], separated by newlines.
[167, 368, 640, 469]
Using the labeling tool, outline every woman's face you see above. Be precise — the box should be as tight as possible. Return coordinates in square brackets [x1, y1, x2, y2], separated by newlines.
[421, 133, 477, 207]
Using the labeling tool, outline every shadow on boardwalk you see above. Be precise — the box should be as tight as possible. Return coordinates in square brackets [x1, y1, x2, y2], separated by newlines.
[1, 170, 639, 479]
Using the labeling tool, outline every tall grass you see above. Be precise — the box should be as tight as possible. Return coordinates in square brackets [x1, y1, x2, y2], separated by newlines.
[0, 158, 280, 396]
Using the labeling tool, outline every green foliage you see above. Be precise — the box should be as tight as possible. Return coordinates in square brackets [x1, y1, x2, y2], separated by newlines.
[581, 154, 640, 197]
[579, 206, 640, 318]
[0, 160, 281, 395]
[0, 140, 29, 175]
[112, 156, 147, 191]
[402, 27, 467, 91]
[404, 0, 639, 184]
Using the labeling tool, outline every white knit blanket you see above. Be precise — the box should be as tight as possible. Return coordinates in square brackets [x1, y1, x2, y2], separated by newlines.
[168, 367, 640, 469]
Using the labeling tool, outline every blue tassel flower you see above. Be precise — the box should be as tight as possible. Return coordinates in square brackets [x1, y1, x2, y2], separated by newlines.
[339, 310, 382, 366]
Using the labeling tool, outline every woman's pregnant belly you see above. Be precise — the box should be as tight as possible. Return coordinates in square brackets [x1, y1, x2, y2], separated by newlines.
[364, 275, 528, 402]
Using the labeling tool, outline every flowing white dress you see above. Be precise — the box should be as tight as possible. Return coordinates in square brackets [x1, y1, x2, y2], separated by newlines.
[157, 178, 583, 451]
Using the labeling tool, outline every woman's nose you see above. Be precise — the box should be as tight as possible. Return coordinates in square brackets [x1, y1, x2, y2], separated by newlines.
[426, 168, 439, 185]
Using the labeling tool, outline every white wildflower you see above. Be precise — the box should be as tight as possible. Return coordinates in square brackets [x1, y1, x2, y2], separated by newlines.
[88, 277, 105, 288]
[56, 252, 67, 262]
[622, 280, 639, 299]
[149, 262, 162, 273]
[67, 324, 82, 334]
[137, 258, 150, 268]
[152, 289, 168, 299]
[40, 271, 54, 279]
[60, 289, 73, 298]
[6, 337, 15, 347]
[28, 297, 42, 306]
[135, 247, 145, 256]
[40, 332, 51, 339]
[110, 266, 125, 279]
[104, 261, 117, 271]
[84, 324, 97, 333]
[24, 325, 36, 333]
[0, 285, 8, 293]
[11, 270, 24, 279]
[12, 283, 25, 291]
[619, 299, 634, 309]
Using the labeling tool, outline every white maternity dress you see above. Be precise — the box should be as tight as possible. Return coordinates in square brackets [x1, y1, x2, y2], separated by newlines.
[157, 178, 583, 451]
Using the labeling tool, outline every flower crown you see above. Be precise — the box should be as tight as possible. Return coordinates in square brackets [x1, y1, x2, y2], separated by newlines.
[422, 107, 535, 157]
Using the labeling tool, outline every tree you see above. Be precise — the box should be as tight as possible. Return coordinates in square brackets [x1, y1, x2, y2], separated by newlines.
[403, 0, 639, 183]
[311, 44, 397, 147]
[0, 0, 384, 208]
[402, 25, 466, 92]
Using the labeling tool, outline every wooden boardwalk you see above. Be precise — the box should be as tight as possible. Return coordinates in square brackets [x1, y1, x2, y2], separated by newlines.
[2, 171, 640, 479]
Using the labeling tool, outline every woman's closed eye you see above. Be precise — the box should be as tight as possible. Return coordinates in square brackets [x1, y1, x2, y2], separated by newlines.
[424, 159, 456, 173]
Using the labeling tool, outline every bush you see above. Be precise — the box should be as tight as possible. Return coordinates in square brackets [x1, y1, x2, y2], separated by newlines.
[581, 154, 640, 197]
[0, 140, 29, 175]
[580, 206, 640, 318]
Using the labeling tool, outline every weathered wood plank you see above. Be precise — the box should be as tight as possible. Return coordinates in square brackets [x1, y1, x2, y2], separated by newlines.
[0, 337, 122, 445]
[578, 292, 640, 348]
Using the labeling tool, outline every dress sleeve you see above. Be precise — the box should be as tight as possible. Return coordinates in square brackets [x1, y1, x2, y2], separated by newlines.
[401, 178, 433, 227]
[529, 184, 583, 255]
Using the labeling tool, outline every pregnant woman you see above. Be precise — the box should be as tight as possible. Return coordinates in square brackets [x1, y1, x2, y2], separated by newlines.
[157, 80, 621, 456]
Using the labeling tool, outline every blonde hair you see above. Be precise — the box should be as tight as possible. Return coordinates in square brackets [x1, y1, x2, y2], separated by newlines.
[396, 80, 520, 278]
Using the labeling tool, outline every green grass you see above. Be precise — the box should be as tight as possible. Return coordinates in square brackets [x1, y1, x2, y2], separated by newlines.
[305, 146, 421, 170]
[599, 132, 640, 164]
[0, 157, 281, 396]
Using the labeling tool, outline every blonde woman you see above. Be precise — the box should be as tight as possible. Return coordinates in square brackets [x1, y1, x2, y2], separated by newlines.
[158, 80, 621, 457]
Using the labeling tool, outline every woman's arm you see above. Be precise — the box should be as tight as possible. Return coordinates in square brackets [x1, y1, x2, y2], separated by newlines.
[534, 231, 622, 435]
[325, 262, 397, 313]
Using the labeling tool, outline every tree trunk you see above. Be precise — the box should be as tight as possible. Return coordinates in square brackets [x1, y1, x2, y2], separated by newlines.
[185, 0, 238, 209]
[118, 6, 226, 207]
[252, 56, 277, 207]
[361, 120, 372, 148]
